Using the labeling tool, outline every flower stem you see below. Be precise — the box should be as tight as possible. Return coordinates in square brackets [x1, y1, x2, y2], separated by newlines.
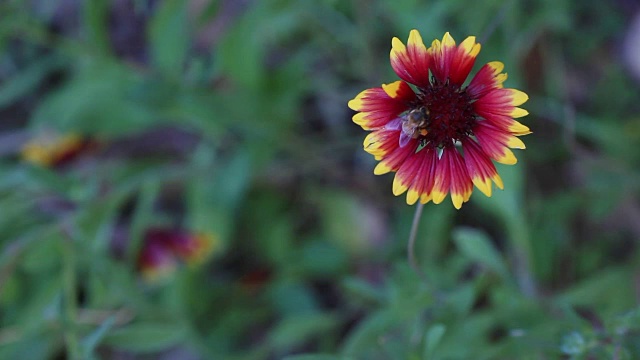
[61, 229, 81, 360]
[407, 203, 428, 284]
[508, 218, 539, 298]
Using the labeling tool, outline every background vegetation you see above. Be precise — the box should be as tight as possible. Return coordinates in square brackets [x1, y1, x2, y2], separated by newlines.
[1, 0, 640, 359]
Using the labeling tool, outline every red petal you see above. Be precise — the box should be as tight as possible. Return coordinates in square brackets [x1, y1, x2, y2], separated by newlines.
[431, 150, 450, 205]
[373, 131, 419, 174]
[349, 81, 416, 130]
[390, 30, 432, 88]
[429, 33, 481, 86]
[467, 61, 506, 98]
[447, 148, 473, 209]
[473, 122, 524, 165]
[462, 139, 503, 197]
[404, 147, 438, 204]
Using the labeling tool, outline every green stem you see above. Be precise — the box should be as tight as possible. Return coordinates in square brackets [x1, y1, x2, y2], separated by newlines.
[61, 231, 81, 360]
[407, 203, 428, 285]
[508, 216, 538, 298]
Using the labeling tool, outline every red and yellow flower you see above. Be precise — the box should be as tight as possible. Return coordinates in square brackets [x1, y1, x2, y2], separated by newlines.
[349, 30, 530, 209]
[21, 132, 90, 167]
[138, 237, 178, 282]
[138, 228, 218, 282]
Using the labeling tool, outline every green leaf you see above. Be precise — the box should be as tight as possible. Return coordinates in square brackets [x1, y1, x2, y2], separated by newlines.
[83, 0, 111, 55]
[477, 163, 524, 216]
[423, 324, 446, 358]
[269, 313, 338, 351]
[216, 3, 267, 88]
[0, 333, 58, 360]
[299, 240, 348, 276]
[560, 332, 586, 355]
[452, 227, 510, 281]
[340, 277, 385, 305]
[0, 55, 63, 109]
[341, 310, 404, 355]
[185, 145, 231, 242]
[80, 315, 117, 357]
[74, 182, 132, 255]
[216, 151, 252, 209]
[284, 355, 348, 360]
[14, 275, 62, 336]
[127, 179, 161, 263]
[558, 267, 636, 312]
[148, 0, 189, 76]
[20, 232, 61, 273]
[30, 62, 156, 135]
[446, 283, 476, 316]
[102, 322, 188, 353]
[312, 190, 371, 256]
[268, 281, 319, 316]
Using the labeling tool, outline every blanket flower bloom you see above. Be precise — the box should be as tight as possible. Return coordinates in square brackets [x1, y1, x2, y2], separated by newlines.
[348, 30, 530, 209]
[21, 132, 88, 167]
[138, 228, 218, 282]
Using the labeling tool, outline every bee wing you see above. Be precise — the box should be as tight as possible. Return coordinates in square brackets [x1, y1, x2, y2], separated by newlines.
[384, 117, 403, 131]
[398, 131, 412, 148]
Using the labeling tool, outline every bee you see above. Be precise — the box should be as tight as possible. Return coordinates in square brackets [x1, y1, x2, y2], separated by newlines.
[385, 107, 429, 148]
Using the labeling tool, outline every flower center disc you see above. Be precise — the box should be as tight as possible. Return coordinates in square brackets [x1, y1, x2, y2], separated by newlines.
[418, 79, 476, 149]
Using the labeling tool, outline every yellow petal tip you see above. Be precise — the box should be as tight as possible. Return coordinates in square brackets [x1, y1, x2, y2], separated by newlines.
[511, 107, 529, 118]
[451, 194, 464, 209]
[419, 193, 432, 204]
[510, 89, 529, 106]
[408, 29, 424, 46]
[431, 190, 447, 204]
[374, 162, 391, 175]
[507, 136, 526, 149]
[487, 61, 505, 74]
[406, 189, 420, 205]
[472, 177, 492, 197]
[493, 174, 504, 189]
[347, 99, 361, 110]
[391, 37, 406, 53]
[497, 151, 518, 165]
[460, 36, 480, 57]
[509, 121, 531, 135]
[442, 32, 455, 46]
[381, 81, 402, 98]
[392, 176, 408, 196]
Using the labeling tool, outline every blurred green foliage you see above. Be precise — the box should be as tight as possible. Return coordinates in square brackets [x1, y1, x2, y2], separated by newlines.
[0, 0, 640, 359]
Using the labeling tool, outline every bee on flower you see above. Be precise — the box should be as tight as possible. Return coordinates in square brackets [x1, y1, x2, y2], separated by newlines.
[349, 30, 530, 209]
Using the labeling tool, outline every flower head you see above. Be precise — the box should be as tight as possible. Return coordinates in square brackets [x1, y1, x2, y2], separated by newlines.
[349, 30, 530, 209]
[163, 230, 218, 266]
[138, 238, 178, 282]
[137, 228, 218, 282]
[21, 132, 88, 167]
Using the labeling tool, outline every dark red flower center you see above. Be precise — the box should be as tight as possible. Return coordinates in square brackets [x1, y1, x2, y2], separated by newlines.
[415, 78, 476, 149]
